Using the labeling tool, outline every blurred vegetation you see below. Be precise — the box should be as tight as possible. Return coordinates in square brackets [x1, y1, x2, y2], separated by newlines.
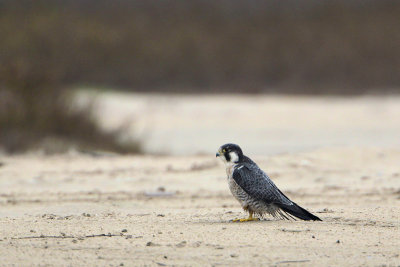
[1, 0, 399, 94]
[0, 62, 141, 153]
[1, 0, 399, 153]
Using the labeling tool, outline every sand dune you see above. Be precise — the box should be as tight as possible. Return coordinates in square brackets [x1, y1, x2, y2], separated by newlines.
[83, 92, 400, 155]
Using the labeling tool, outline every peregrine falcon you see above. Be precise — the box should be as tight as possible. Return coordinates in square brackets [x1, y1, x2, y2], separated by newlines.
[216, 143, 321, 222]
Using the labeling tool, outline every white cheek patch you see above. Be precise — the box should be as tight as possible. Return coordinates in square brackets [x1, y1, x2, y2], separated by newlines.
[229, 151, 239, 163]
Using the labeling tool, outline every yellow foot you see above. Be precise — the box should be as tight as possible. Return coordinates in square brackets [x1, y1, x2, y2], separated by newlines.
[232, 217, 260, 222]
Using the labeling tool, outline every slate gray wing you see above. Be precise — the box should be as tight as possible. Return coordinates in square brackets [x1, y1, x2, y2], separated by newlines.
[232, 163, 293, 206]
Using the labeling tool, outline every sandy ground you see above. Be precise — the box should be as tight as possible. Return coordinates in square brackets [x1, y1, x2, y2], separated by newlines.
[1, 94, 400, 266]
[0, 147, 399, 266]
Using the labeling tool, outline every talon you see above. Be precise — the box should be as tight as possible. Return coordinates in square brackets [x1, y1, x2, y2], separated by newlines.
[231, 213, 260, 222]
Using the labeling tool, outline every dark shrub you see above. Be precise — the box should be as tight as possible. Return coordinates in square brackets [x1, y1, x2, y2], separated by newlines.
[0, 62, 140, 154]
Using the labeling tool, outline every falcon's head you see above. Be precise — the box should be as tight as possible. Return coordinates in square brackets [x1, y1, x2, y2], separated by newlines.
[216, 143, 243, 164]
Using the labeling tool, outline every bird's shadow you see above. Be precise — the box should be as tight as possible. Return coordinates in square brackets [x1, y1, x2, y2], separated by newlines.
[193, 218, 278, 224]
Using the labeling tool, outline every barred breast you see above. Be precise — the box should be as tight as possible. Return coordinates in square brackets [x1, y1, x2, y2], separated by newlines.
[226, 165, 280, 217]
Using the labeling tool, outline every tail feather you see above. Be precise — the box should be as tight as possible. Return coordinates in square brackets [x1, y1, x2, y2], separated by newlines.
[278, 203, 322, 221]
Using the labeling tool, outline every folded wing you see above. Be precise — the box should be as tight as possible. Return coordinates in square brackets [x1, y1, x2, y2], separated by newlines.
[232, 163, 321, 221]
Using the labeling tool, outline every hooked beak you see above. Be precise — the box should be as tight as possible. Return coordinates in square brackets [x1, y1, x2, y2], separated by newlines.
[216, 148, 222, 157]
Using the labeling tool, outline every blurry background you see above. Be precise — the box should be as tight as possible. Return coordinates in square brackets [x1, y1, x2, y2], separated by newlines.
[1, 0, 400, 155]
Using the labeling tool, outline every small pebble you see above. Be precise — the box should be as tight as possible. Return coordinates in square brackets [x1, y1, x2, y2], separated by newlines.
[157, 186, 166, 192]
[146, 241, 158, 246]
[176, 241, 187, 248]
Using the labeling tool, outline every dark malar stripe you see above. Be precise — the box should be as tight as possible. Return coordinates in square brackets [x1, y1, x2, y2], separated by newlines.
[224, 152, 231, 162]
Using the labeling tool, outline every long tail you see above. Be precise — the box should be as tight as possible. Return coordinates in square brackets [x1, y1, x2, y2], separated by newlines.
[278, 202, 322, 221]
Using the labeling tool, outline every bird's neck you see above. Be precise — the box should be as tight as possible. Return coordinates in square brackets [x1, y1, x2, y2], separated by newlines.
[224, 160, 240, 176]
[224, 160, 238, 168]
